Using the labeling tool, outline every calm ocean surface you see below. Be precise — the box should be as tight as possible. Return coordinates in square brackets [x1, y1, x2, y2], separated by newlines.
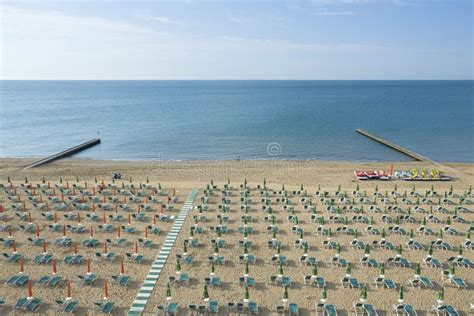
[0, 80, 472, 162]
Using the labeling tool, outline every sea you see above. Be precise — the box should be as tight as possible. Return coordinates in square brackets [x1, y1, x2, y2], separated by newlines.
[0, 80, 472, 162]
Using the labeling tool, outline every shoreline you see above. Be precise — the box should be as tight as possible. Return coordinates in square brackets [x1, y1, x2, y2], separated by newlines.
[1, 158, 472, 188]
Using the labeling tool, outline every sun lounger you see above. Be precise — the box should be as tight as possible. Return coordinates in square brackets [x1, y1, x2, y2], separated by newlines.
[107, 238, 127, 246]
[3, 252, 22, 263]
[14, 297, 28, 310]
[78, 273, 97, 285]
[393, 303, 417, 316]
[126, 253, 144, 263]
[95, 300, 115, 314]
[7, 274, 29, 286]
[82, 238, 99, 247]
[112, 275, 130, 286]
[316, 303, 338, 316]
[61, 299, 79, 313]
[24, 298, 41, 312]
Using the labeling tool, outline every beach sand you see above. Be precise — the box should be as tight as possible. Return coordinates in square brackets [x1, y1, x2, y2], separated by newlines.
[0, 158, 472, 315]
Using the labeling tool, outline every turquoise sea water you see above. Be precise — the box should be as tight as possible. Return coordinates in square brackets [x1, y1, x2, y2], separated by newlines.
[0, 80, 472, 162]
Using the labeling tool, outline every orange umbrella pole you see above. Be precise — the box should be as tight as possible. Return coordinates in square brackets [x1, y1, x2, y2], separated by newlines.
[54, 212, 57, 223]
[52, 258, 57, 275]
[144, 227, 148, 240]
[103, 281, 109, 300]
[66, 281, 72, 299]
[160, 205, 164, 215]
[117, 226, 121, 239]
[73, 243, 78, 255]
[27, 280, 33, 298]
[36, 225, 40, 238]
[8, 226, 13, 239]
[63, 225, 67, 237]
[77, 213, 81, 224]
[12, 240, 17, 253]
[134, 241, 138, 255]
[104, 242, 108, 255]
[61, 193, 64, 202]
[90, 225, 94, 239]
[128, 214, 131, 225]
[153, 215, 157, 226]
[23, 202, 26, 212]
[120, 261, 125, 275]
[19, 258, 24, 274]
[28, 212, 32, 223]
[103, 212, 107, 224]
[87, 259, 91, 275]
[42, 240, 47, 254]
[66, 181, 69, 189]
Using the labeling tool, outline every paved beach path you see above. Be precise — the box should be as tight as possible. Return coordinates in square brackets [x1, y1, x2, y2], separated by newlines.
[128, 189, 197, 315]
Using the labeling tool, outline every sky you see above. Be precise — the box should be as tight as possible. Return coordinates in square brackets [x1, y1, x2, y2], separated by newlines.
[0, 0, 472, 80]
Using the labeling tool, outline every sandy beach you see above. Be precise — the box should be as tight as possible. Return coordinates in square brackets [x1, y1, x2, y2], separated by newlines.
[0, 158, 472, 315]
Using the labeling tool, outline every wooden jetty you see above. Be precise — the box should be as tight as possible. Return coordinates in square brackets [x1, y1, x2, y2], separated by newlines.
[355, 129, 432, 162]
[23, 138, 101, 169]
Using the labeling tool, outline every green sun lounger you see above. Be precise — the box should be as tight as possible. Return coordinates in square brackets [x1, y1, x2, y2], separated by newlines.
[112, 275, 130, 286]
[289, 303, 299, 316]
[14, 297, 28, 310]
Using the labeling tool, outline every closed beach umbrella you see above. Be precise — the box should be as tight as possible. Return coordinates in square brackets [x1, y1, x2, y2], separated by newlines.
[321, 286, 327, 302]
[103, 281, 109, 300]
[244, 261, 249, 275]
[416, 263, 421, 276]
[398, 285, 404, 303]
[379, 263, 385, 276]
[360, 286, 367, 302]
[312, 266, 318, 276]
[278, 263, 284, 276]
[210, 260, 215, 275]
[437, 287, 444, 303]
[346, 263, 351, 276]
[166, 282, 172, 300]
[364, 244, 370, 255]
[283, 286, 289, 301]
[175, 259, 181, 273]
[244, 286, 249, 301]
[27, 280, 33, 298]
[67, 281, 72, 300]
[202, 284, 209, 301]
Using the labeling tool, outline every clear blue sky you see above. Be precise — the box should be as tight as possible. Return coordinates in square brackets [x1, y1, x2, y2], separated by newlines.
[1, 0, 472, 79]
